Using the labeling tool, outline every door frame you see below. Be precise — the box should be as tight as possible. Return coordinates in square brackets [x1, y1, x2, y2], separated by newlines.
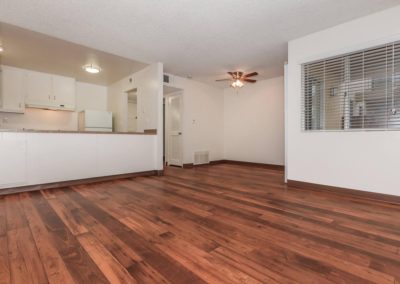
[165, 91, 184, 167]
[284, 63, 288, 183]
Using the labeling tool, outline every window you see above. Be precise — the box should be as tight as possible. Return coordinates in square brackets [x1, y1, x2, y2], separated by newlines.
[302, 41, 400, 131]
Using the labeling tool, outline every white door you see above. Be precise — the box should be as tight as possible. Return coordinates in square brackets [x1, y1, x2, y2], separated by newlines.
[127, 102, 137, 132]
[167, 94, 183, 166]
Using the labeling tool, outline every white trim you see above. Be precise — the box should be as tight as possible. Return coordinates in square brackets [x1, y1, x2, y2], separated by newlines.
[284, 63, 288, 183]
[296, 33, 400, 65]
[165, 91, 184, 167]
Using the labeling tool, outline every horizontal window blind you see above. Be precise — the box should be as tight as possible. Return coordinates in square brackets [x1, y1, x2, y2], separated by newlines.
[302, 41, 400, 131]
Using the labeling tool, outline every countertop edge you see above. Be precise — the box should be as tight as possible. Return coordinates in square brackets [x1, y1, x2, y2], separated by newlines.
[0, 129, 157, 135]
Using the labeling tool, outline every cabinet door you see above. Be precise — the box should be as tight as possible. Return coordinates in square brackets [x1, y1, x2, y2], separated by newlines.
[26, 70, 53, 107]
[1, 66, 25, 112]
[52, 75, 76, 110]
[0, 138, 27, 188]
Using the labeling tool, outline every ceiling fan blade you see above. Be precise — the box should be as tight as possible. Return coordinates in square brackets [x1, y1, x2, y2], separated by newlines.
[244, 79, 257, 83]
[227, 72, 235, 77]
[215, 78, 232, 81]
[244, 72, 258, 78]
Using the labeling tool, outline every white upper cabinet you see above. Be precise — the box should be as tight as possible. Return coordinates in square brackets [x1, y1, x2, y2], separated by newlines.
[0, 66, 26, 113]
[26, 70, 53, 108]
[0, 66, 76, 111]
[25, 70, 76, 111]
[52, 75, 76, 109]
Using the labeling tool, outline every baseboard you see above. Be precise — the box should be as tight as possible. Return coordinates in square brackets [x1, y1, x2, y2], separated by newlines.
[183, 160, 284, 171]
[182, 163, 194, 169]
[287, 179, 400, 206]
[0, 170, 159, 196]
[183, 160, 222, 169]
[221, 160, 284, 171]
[210, 160, 226, 165]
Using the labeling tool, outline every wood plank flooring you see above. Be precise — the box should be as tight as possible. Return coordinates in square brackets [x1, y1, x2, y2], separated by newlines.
[1, 164, 400, 283]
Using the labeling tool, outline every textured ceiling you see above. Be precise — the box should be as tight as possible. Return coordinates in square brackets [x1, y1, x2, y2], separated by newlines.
[1, 0, 400, 86]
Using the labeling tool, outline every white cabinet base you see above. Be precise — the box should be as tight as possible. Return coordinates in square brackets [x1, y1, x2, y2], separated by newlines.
[0, 140, 27, 187]
[0, 132, 156, 190]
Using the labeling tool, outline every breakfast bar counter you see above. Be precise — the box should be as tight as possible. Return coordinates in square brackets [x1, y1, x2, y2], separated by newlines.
[0, 130, 158, 191]
[0, 128, 157, 135]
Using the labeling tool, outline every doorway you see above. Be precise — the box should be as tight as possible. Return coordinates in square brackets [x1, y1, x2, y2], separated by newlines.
[127, 89, 138, 132]
[163, 85, 183, 167]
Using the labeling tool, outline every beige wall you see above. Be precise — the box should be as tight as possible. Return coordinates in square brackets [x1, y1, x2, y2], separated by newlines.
[164, 74, 224, 164]
[0, 108, 78, 130]
[223, 77, 284, 165]
[164, 74, 285, 166]
[76, 82, 108, 112]
[108, 63, 162, 133]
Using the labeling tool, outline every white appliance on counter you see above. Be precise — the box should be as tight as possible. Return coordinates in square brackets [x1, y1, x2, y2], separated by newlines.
[78, 110, 113, 132]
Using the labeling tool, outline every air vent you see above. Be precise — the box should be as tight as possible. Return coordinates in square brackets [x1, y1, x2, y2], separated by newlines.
[163, 74, 170, 83]
[194, 151, 210, 165]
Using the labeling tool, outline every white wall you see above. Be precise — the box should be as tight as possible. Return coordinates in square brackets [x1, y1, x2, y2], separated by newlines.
[108, 63, 164, 170]
[224, 77, 284, 165]
[76, 82, 108, 111]
[108, 63, 162, 133]
[287, 5, 400, 196]
[0, 81, 108, 130]
[108, 79, 128, 132]
[164, 74, 224, 164]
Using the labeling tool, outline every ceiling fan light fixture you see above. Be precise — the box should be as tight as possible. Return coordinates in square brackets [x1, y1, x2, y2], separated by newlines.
[83, 64, 101, 74]
[231, 79, 244, 88]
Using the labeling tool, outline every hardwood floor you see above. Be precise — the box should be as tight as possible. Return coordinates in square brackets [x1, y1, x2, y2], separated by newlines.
[1, 164, 400, 283]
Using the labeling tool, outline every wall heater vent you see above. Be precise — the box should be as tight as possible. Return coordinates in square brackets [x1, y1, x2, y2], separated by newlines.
[163, 74, 170, 83]
[194, 151, 210, 165]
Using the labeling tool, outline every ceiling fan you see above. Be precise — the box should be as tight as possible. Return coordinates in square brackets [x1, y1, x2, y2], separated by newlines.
[216, 71, 258, 88]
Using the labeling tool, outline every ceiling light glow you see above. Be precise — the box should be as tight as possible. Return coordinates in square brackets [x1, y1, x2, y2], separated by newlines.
[83, 64, 101, 74]
[231, 79, 244, 88]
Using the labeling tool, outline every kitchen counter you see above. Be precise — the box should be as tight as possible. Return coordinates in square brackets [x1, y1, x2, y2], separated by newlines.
[0, 129, 157, 189]
[0, 129, 157, 135]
